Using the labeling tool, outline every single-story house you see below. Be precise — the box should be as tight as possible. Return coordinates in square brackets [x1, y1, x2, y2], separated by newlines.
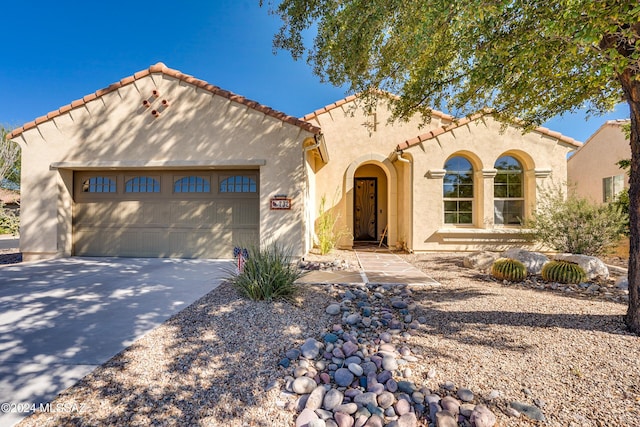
[568, 119, 630, 204]
[8, 63, 580, 261]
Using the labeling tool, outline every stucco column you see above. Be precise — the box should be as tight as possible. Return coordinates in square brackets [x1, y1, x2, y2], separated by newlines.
[482, 168, 497, 228]
[58, 169, 74, 257]
[532, 167, 552, 215]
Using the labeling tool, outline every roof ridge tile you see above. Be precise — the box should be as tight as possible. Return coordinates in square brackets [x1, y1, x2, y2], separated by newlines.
[301, 92, 457, 124]
[8, 63, 320, 139]
[396, 113, 582, 151]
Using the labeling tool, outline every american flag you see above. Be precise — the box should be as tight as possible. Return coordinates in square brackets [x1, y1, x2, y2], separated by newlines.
[234, 247, 248, 274]
[237, 253, 246, 273]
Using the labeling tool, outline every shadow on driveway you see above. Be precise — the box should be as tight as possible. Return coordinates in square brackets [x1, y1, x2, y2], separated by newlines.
[0, 257, 231, 426]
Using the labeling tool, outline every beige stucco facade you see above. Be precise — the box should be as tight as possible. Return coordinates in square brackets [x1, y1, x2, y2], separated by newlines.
[567, 120, 630, 204]
[10, 64, 320, 261]
[305, 97, 579, 253]
[10, 64, 581, 260]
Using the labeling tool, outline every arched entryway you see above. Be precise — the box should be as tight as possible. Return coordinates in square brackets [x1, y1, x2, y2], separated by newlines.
[345, 154, 398, 247]
[354, 164, 387, 242]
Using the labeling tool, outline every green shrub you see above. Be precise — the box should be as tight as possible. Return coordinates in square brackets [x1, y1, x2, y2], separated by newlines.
[228, 242, 304, 302]
[0, 203, 19, 235]
[528, 183, 627, 256]
[541, 260, 587, 284]
[610, 188, 630, 236]
[491, 258, 527, 282]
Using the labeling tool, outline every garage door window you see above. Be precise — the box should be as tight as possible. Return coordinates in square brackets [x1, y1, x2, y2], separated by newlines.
[83, 176, 116, 193]
[220, 175, 257, 193]
[174, 176, 210, 193]
[125, 176, 160, 193]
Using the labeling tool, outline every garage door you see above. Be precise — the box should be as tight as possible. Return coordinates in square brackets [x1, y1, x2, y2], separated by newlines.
[73, 170, 259, 258]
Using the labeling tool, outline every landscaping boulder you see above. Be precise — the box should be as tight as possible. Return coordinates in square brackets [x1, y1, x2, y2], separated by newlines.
[463, 251, 500, 271]
[553, 254, 609, 280]
[616, 276, 628, 290]
[501, 248, 549, 275]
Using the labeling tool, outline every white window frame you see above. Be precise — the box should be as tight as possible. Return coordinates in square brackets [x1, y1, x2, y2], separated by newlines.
[494, 156, 524, 226]
[603, 174, 625, 203]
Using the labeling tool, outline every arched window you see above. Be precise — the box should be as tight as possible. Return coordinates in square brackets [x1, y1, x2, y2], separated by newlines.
[125, 176, 160, 193]
[494, 156, 524, 225]
[220, 175, 257, 193]
[443, 156, 474, 224]
[174, 176, 210, 193]
[82, 176, 116, 193]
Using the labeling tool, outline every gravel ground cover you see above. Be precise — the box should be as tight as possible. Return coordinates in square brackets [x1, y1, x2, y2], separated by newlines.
[14, 251, 640, 426]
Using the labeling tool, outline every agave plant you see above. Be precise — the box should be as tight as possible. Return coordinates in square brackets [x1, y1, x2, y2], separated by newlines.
[541, 260, 587, 284]
[227, 242, 305, 302]
[491, 258, 527, 282]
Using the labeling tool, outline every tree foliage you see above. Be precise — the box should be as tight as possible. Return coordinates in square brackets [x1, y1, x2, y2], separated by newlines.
[268, 0, 638, 126]
[0, 126, 20, 188]
[264, 0, 640, 332]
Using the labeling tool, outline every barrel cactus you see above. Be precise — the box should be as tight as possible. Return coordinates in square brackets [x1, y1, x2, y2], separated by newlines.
[541, 260, 587, 284]
[491, 258, 527, 282]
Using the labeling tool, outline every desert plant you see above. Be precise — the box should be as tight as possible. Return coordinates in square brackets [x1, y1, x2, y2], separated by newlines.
[317, 193, 348, 255]
[528, 182, 627, 256]
[610, 189, 630, 236]
[541, 260, 587, 284]
[0, 126, 20, 188]
[491, 258, 527, 282]
[0, 203, 19, 235]
[228, 242, 304, 302]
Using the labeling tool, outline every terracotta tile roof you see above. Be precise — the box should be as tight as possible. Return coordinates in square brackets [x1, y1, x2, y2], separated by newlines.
[605, 119, 631, 125]
[301, 94, 580, 150]
[8, 62, 321, 140]
[301, 93, 456, 123]
[396, 113, 582, 151]
[301, 95, 359, 122]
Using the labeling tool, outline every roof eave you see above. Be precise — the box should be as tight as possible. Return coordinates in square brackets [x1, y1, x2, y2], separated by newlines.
[8, 62, 321, 140]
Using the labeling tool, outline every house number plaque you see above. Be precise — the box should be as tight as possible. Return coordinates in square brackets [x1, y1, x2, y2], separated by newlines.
[270, 196, 292, 210]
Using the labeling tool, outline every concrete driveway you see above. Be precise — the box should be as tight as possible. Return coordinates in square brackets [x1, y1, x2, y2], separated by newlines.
[0, 257, 231, 426]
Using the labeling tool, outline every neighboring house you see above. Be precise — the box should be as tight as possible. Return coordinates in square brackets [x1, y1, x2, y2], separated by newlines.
[8, 63, 580, 261]
[567, 119, 630, 204]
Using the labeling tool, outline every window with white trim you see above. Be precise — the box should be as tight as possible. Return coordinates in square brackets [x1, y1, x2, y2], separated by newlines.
[603, 174, 625, 203]
[443, 156, 474, 224]
[494, 156, 524, 225]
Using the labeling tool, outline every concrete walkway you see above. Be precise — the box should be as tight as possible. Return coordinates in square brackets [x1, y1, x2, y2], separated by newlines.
[298, 249, 439, 286]
[356, 250, 440, 286]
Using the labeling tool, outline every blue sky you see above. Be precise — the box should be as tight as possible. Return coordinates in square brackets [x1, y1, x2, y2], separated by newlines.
[1, 1, 629, 142]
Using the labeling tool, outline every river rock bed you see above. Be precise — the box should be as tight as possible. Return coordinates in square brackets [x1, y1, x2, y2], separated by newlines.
[14, 252, 638, 427]
[278, 283, 544, 427]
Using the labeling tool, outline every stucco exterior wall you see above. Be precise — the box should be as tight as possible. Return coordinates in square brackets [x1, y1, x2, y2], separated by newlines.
[567, 121, 630, 204]
[13, 73, 314, 260]
[305, 98, 452, 248]
[307, 98, 576, 252]
[410, 117, 573, 251]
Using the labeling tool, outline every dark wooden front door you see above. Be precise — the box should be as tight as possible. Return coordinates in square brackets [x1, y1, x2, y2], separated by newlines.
[354, 178, 377, 241]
